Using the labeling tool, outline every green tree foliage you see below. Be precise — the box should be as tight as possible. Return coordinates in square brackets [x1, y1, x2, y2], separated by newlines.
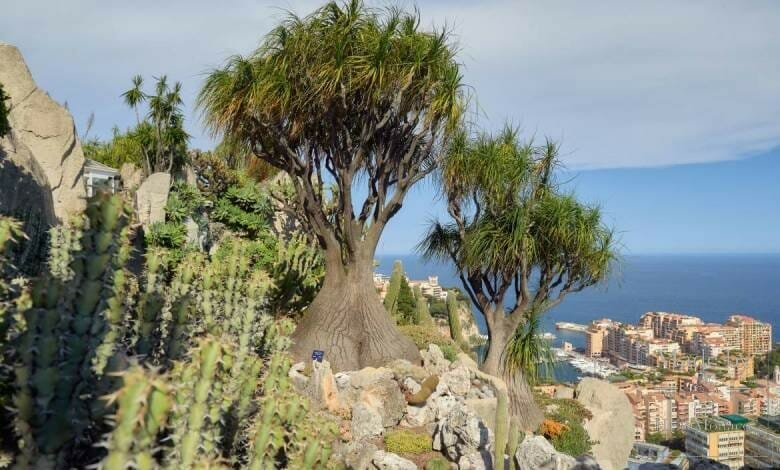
[81, 126, 145, 169]
[212, 177, 273, 238]
[502, 310, 555, 386]
[0, 83, 11, 138]
[395, 276, 417, 325]
[383, 260, 403, 315]
[122, 75, 189, 175]
[0, 196, 336, 468]
[756, 346, 780, 378]
[198, 0, 465, 370]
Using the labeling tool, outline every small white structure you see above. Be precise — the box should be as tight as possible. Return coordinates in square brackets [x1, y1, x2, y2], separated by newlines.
[83, 159, 120, 197]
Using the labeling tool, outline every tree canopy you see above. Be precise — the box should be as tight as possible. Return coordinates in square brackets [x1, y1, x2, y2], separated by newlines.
[420, 126, 617, 376]
[198, 0, 465, 264]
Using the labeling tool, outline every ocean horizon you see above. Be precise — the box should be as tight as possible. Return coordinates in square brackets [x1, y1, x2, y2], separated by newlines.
[375, 253, 780, 350]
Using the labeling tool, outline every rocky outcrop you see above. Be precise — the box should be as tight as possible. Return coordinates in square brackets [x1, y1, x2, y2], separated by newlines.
[575, 378, 634, 470]
[0, 43, 86, 222]
[515, 435, 600, 470]
[370, 450, 417, 470]
[134, 172, 171, 225]
[119, 163, 143, 192]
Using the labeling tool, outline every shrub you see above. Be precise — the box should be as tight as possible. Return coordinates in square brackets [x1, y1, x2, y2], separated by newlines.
[550, 421, 592, 457]
[539, 419, 567, 439]
[399, 324, 461, 361]
[384, 429, 432, 455]
[424, 456, 450, 470]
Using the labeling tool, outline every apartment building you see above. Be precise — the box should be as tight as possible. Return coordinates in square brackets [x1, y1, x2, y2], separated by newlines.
[605, 325, 655, 365]
[685, 416, 745, 469]
[725, 314, 772, 356]
[691, 324, 742, 357]
[640, 312, 702, 341]
[744, 415, 780, 469]
[408, 276, 447, 300]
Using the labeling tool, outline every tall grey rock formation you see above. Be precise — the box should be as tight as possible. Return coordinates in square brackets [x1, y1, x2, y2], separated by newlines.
[0, 42, 86, 222]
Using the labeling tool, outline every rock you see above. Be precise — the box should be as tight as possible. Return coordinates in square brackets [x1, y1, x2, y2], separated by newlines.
[429, 394, 460, 420]
[307, 360, 348, 415]
[453, 352, 479, 371]
[439, 365, 471, 396]
[553, 386, 575, 400]
[334, 372, 352, 390]
[351, 402, 383, 440]
[120, 163, 144, 192]
[288, 361, 308, 392]
[401, 404, 436, 428]
[135, 172, 171, 226]
[0, 43, 86, 222]
[465, 398, 497, 433]
[514, 435, 578, 470]
[575, 378, 633, 470]
[421, 344, 451, 375]
[433, 407, 491, 462]
[349, 367, 395, 389]
[458, 451, 492, 470]
[338, 441, 379, 470]
[402, 377, 421, 394]
[371, 450, 416, 470]
[358, 377, 406, 427]
[388, 358, 430, 382]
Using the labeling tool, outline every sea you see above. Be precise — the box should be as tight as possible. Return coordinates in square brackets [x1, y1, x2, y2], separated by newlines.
[375, 254, 780, 383]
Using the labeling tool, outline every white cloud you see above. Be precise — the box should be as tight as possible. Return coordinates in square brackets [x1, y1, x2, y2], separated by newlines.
[2, 0, 779, 168]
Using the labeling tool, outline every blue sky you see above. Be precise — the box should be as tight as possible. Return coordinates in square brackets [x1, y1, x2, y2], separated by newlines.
[3, 0, 779, 254]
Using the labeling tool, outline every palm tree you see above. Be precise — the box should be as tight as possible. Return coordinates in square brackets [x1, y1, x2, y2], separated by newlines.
[198, 0, 466, 370]
[419, 126, 617, 429]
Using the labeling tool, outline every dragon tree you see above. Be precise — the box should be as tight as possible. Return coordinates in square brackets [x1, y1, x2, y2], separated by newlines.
[420, 127, 617, 428]
[199, 0, 465, 370]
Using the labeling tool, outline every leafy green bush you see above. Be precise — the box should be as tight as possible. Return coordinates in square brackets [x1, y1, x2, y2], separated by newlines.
[164, 182, 204, 223]
[145, 221, 188, 250]
[424, 456, 450, 469]
[82, 126, 145, 169]
[535, 392, 595, 457]
[399, 324, 460, 361]
[384, 429, 432, 455]
[212, 178, 272, 237]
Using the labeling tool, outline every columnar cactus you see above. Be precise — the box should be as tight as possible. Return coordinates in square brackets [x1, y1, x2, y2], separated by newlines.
[446, 289, 465, 345]
[163, 252, 203, 362]
[166, 336, 233, 470]
[101, 365, 173, 470]
[133, 247, 171, 358]
[12, 193, 132, 467]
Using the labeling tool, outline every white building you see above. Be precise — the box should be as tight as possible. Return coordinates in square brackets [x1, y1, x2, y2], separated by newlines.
[83, 159, 120, 197]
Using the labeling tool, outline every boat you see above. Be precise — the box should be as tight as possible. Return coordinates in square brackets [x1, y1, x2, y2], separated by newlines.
[555, 321, 588, 333]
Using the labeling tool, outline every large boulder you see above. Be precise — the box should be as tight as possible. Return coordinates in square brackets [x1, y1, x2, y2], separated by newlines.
[514, 435, 600, 470]
[135, 172, 171, 225]
[0, 43, 86, 222]
[370, 451, 416, 470]
[575, 378, 633, 470]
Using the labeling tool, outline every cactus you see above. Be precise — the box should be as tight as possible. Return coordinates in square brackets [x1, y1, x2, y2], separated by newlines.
[413, 285, 434, 326]
[133, 247, 171, 358]
[268, 233, 323, 316]
[166, 336, 233, 469]
[382, 260, 403, 315]
[247, 350, 336, 470]
[101, 365, 173, 470]
[163, 252, 203, 362]
[446, 289, 465, 345]
[11, 193, 132, 467]
[406, 375, 439, 406]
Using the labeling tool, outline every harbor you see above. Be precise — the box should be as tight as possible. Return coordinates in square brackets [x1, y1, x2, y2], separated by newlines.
[552, 347, 619, 380]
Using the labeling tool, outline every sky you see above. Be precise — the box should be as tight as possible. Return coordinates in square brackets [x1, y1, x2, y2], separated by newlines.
[3, 0, 779, 254]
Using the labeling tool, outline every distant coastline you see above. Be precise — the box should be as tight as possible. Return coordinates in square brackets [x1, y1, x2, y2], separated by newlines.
[375, 253, 780, 346]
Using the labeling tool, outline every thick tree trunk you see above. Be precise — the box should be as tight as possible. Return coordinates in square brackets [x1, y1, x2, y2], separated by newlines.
[289, 255, 421, 371]
[480, 316, 544, 432]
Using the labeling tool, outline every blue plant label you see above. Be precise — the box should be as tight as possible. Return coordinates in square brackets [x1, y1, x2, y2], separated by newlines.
[312, 350, 325, 362]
